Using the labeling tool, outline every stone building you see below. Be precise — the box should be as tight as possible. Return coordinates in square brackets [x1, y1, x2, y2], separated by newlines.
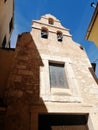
[0, 0, 14, 48]
[0, 0, 14, 129]
[1, 14, 98, 130]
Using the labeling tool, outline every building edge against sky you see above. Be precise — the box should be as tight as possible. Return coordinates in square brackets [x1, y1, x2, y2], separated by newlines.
[86, 2, 98, 47]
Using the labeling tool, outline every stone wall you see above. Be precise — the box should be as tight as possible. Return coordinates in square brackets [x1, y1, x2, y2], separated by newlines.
[0, 48, 15, 98]
[31, 14, 98, 105]
[4, 32, 43, 130]
[30, 14, 98, 130]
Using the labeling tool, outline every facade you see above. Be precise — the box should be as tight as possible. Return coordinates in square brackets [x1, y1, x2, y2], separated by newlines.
[0, 0, 14, 48]
[30, 14, 98, 130]
[86, 2, 98, 47]
[1, 14, 98, 130]
[0, 0, 14, 128]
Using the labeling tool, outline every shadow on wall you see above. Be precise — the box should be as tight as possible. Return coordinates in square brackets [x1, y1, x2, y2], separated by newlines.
[0, 48, 15, 98]
[4, 32, 47, 130]
[5, 32, 44, 104]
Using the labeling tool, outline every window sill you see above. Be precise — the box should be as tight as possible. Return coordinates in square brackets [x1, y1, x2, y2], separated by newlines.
[41, 94, 82, 103]
[51, 88, 72, 96]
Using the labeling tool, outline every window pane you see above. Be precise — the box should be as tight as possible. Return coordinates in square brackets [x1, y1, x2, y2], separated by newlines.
[49, 63, 68, 88]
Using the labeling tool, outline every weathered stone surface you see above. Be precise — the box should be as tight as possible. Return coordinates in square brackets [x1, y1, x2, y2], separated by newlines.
[4, 32, 43, 130]
[0, 49, 15, 97]
[30, 14, 98, 130]
[5, 103, 30, 130]
[6, 32, 43, 105]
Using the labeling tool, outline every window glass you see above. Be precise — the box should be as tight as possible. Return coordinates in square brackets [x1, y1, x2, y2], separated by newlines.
[49, 62, 68, 88]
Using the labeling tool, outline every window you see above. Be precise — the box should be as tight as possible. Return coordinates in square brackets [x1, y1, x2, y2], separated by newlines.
[9, 17, 13, 33]
[48, 18, 54, 25]
[49, 62, 68, 88]
[2, 36, 6, 48]
[4, 0, 7, 2]
[41, 28, 48, 39]
[57, 31, 63, 42]
[40, 55, 81, 102]
[39, 114, 89, 130]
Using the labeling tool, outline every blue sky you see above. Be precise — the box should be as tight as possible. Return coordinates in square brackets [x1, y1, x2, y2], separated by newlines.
[11, 0, 98, 76]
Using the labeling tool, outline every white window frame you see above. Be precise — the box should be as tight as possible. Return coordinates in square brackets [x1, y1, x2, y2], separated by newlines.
[40, 54, 82, 103]
[49, 61, 68, 89]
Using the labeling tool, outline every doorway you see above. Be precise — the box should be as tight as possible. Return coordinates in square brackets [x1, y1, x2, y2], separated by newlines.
[38, 113, 89, 130]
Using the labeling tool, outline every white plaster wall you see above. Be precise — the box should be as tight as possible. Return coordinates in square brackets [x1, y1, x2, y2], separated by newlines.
[30, 14, 98, 130]
[31, 14, 98, 106]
